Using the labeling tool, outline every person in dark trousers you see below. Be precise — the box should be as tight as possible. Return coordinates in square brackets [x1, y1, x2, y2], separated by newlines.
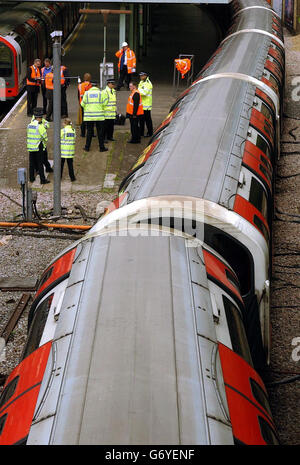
[78, 73, 93, 137]
[41, 58, 52, 114]
[61, 118, 76, 182]
[26, 58, 41, 116]
[115, 42, 136, 90]
[138, 71, 153, 137]
[27, 108, 50, 184]
[126, 81, 144, 143]
[61, 64, 70, 118]
[80, 83, 108, 152]
[45, 67, 54, 122]
[103, 79, 117, 142]
[30, 114, 53, 174]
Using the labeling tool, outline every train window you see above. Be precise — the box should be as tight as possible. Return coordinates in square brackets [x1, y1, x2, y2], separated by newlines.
[259, 163, 272, 185]
[253, 215, 269, 242]
[0, 43, 13, 77]
[249, 177, 268, 219]
[256, 134, 271, 160]
[268, 73, 280, 89]
[14, 36, 26, 62]
[22, 294, 53, 360]
[0, 376, 19, 409]
[223, 295, 253, 366]
[250, 378, 272, 417]
[258, 416, 279, 445]
[37, 266, 53, 291]
[204, 225, 253, 297]
[260, 102, 273, 124]
[225, 269, 240, 292]
[0, 414, 7, 436]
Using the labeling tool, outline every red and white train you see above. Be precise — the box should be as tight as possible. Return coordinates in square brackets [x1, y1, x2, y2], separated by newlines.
[0, 2, 81, 100]
[0, 0, 284, 445]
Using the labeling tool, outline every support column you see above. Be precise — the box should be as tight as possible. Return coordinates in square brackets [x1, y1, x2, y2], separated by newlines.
[119, 4, 126, 46]
[52, 32, 62, 216]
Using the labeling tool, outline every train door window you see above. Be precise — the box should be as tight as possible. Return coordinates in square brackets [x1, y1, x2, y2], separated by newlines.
[0, 376, 19, 409]
[249, 177, 268, 220]
[255, 133, 272, 161]
[258, 416, 279, 445]
[223, 295, 253, 366]
[253, 215, 269, 242]
[0, 415, 7, 436]
[260, 102, 273, 124]
[204, 225, 253, 297]
[0, 43, 13, 77]
[22, 294, 53, 360]
[250, 378, 272, 417]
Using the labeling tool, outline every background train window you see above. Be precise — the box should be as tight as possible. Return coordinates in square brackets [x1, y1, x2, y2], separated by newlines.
[223, 295, 253, 366]
[14, 35, 27, 62]
[204, 225, 253, 297]
[22, 294, 53, 360]
[250, 378, 272, 417]
[0, 376, 19, 409]
[0, 43, 13, 77]
[249, 177, 268, 220]
[258, 416, 279, 445]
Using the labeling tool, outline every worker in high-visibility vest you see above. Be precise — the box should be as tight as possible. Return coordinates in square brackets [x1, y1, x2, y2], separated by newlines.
[126, 81, 144, 144]
[61, 118, 76, 182]
[138, 71, 153, 138]
[103, 79, 117, 142]
[27, 107, 50, 184]
[31, 114, 53, 174]
[26, 58, 41, 117]
[81, 83, 108, 152]
[45, 67, 54, 122]
[115, 42, 136, 91]
[78, 73, 93, 137]
[41, 58, 52, 114]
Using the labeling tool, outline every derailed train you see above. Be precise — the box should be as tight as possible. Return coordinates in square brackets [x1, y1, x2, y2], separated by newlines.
[0, 0, 284, 445]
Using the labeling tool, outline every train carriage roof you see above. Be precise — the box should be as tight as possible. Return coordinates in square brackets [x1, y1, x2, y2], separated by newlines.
[125, 22, 275, 206]
[28, 233, 233, 445]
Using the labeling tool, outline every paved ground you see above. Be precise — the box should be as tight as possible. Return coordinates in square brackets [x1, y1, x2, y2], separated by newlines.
[0, 3, 220, 195]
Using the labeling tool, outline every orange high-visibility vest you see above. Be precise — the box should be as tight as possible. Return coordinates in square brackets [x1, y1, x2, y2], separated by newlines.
[175, 58, 191, 79]
[126, 89, 144, 116]
[78, 81, 92, 103]
[60, 66, 66, 85]
[45, 72, 53, 90]
[115, 48, 136, 74]
[26, 65, 41, 86]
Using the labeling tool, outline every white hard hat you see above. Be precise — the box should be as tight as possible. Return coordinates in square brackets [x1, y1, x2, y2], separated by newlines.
[122, 41, 128, 47]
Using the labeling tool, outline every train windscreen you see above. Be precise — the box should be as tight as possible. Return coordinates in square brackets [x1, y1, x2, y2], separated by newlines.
[0, 43, 13, 77]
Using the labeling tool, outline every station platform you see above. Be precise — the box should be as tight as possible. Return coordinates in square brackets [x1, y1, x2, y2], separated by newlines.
[0, 2, 220, 193]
